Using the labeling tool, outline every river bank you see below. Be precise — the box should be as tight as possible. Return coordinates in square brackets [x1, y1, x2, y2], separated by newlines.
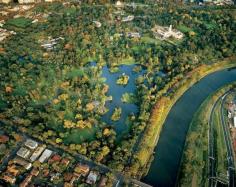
[132, 57, 236, 184]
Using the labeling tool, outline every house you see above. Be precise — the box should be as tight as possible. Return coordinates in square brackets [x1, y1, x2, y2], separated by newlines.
[30, 168, 39, 176]
[17, 147, 31, 159]
[1, 174, 16, 184]
[13, 157, 32, 170]
[49, 154, 61, 163]
[0, 135, 9, 143]
[19, 174, 32, 187]
[98, 176, 108, 187]
[86, 171, 99, 185]
[39, 149, 53, 163]
[25, 139, 38, 150]
[7, 165, 20, 176]
[61, 158, 70, 167]
[30, 144, 46, 162]
[74, 163, 90, 176]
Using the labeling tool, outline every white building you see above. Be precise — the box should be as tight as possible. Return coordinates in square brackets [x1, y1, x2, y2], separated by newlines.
[30, 145, 46, 162]
[39, 149, 53, 163]
[13, 157, 32, 170]
[122, 15, 134, 22]
[25, 139, 38, 149]
[86, 171, 99, 185]
[17, 147, 31, 159]
[152, 25, 184, 40]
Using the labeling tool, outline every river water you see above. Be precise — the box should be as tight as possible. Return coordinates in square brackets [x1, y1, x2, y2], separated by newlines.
[143, 68, 236, 187]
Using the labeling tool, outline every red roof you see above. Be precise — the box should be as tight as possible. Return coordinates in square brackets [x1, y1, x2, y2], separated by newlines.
[0, 135, 9, 143]
[50, 154, 61, 162]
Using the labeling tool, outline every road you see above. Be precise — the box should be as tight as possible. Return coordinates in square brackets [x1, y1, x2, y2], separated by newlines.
[220, 93, 236, 187]
[209, 91, 236, 187]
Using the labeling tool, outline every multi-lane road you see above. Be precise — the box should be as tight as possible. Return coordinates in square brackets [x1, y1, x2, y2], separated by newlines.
[209, 91, 236, 187]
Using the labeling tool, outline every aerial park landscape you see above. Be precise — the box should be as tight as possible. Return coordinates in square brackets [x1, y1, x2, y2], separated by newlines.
[0, 0, 236, 186]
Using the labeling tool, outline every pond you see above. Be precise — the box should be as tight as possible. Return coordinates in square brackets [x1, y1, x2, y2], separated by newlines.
[101, 64, 145, 133]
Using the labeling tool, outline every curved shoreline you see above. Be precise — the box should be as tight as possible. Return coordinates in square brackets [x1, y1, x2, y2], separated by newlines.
[141, 61, 236, 186]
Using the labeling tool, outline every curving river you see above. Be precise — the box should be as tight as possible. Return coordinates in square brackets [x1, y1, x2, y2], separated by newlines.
[143, 68, 236, 187]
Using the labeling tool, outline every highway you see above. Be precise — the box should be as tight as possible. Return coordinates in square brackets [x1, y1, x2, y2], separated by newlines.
[220, 93, 236, 187]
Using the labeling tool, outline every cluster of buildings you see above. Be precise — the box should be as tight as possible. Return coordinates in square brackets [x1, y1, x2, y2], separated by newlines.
[151, 25, 184, 40]
[0, 138, 109, 186]
[227, 101, 236, 128]
[40, 37, 64, 50]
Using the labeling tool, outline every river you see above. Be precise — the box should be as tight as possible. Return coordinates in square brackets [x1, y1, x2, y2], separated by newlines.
[143, 68, 236, 187]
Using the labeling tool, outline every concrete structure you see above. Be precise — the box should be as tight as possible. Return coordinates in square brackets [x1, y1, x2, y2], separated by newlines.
[16, 147, 31, 159]
[29, 144, 46, 162]
[233, 116, 236, 128]
[122, 15, 134, 22]
[152, 25, 184, 40]
[126, 32, 141, 38]
[93, 21, 102, 28]
[39, 149, 53, 163]
[115, 1, 124, 8]
[25, 139, 38, 149]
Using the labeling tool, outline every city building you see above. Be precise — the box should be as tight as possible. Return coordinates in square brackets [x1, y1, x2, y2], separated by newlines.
[13, 157, 32, 170]
[39, 149, 53, 163]
[152, 25, 184, 40]
[17, 147, 31, 159]
[30, 144, 46, 162]
[25, 139, 38, 149]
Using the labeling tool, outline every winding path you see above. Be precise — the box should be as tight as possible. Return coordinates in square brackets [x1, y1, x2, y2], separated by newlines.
[143, 68, 236, 187]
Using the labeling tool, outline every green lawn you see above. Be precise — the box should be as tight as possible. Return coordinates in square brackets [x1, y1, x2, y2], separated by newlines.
[6, 17, 32, 28]
[177, 25, 194, 33]
[64, 127, 97, 144]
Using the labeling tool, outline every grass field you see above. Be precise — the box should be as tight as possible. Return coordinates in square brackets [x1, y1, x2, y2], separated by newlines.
[64, 127, 97, 144]
[6, 17, 32, 28]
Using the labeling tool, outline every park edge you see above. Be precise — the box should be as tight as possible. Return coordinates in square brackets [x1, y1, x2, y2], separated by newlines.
[128, 56, 236, 179]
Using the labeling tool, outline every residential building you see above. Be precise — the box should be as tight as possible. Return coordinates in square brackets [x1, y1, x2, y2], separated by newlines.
[17, 147, 31, 159]
[39, 149, 53, 163]
[126, 32, 141, 38]
[31, 168, 39, 176]
[74, 163, 90, 177]
[93, 21, 102, 28]
[7, 165, 20, 176]
[98, 176, 108, 187]
[86, 171, 99, 185]
[1, 174, 16, 184]
[19, 174, 32, 187]
[25, 139, 38, 149]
